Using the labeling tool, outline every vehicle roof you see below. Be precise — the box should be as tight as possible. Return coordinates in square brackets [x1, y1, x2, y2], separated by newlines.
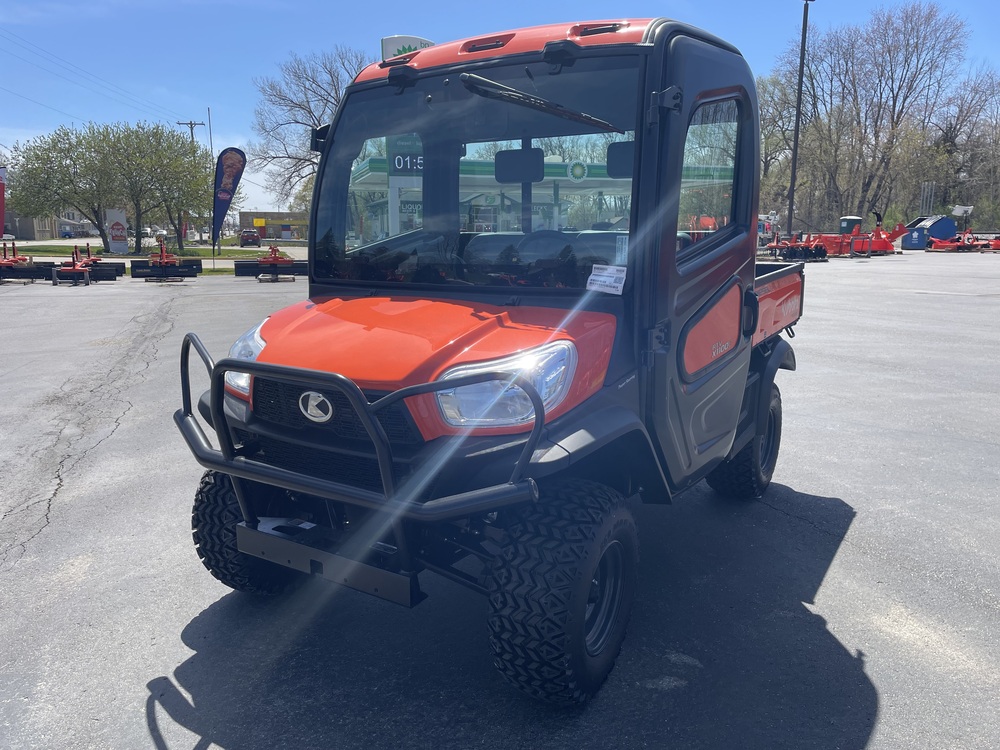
[355, 19, 656, 83]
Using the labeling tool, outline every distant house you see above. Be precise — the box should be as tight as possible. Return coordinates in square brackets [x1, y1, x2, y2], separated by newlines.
[3, 208, 94, 240]
[3, 209, 57, 241]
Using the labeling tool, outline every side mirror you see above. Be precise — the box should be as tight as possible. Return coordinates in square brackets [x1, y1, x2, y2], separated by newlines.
[310, 124, 331, 153]
[495, 147, 544, 184]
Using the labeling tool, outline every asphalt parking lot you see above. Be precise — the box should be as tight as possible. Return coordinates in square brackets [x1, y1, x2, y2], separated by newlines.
[1, 251, 998, 749]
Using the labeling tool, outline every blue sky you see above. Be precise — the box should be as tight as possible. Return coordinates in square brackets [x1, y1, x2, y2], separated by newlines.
[1, 0, 996, 211]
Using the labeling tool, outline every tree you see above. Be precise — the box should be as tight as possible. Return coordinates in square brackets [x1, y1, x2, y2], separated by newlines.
[758, 1, 1000, 232]
[8, 121, 218, 254]
[247, 47, 373, 205]
[757, 74, 797, 217]
[287, 175, 314, 213]
[106, 122, 186, 255]
[153, 134, 214, 252]
[8, 124, 120, 251]
[925, 64, 1000, 220]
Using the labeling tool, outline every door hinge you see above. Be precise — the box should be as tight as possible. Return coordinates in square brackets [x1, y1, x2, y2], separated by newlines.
[643, 321, 671, 365]
[647, 86, 683, 125]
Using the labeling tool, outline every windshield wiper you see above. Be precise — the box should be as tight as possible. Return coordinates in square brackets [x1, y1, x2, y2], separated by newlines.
[460, 73, 623, 134]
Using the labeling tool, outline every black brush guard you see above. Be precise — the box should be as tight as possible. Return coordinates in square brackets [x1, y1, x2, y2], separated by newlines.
[174, 332, 543, 606]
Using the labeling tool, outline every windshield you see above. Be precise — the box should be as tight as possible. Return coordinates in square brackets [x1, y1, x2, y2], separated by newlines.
[313, 54, 641, 291]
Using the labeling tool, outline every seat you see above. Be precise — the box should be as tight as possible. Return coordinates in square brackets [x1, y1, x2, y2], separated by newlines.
[575, 230, 624, 266]
[462, 233, 523, 265]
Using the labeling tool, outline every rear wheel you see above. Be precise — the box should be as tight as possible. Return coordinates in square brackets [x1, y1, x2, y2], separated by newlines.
[487, 479, 639, 704]
[707, 383, 783, 499]
[192, 470, 301, 595]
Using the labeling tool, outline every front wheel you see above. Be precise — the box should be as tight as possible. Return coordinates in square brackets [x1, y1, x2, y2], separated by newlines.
[706, 383, 783, 499]
[487, 479, 639, 704]
[192, 470, 301, 595]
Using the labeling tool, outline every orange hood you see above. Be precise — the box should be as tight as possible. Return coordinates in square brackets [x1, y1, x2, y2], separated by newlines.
[256, 295, 616, 436]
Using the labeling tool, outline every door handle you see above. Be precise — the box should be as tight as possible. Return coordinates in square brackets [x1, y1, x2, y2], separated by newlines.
[742, 288, 759, 337]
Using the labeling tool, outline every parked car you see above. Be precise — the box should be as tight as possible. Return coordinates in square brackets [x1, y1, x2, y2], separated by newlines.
[239, 229, 261, 247]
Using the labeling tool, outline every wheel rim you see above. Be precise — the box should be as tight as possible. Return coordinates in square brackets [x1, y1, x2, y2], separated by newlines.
[584, 540, 626, 656]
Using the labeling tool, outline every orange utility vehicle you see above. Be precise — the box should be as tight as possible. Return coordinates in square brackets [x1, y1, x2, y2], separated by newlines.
[176, 18, 804, 704]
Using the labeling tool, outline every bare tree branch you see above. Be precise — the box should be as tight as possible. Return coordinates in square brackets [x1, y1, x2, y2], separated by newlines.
[247, 47, 374, 206]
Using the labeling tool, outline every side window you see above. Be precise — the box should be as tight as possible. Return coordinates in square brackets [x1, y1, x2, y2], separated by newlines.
[676, 99, 739, 256]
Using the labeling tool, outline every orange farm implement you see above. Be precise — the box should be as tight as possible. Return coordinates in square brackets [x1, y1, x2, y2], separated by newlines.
[1, 242, 54, 282]
[765, 212, 905, 261]
[234, 244, 308, 280]
[926, 229, 1000, 253]
[130, 239, 202, 280]
[52, 245, 125, 284]
[233, 245, 309, 281]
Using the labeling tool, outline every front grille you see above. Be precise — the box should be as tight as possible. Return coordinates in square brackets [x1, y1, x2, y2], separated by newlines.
[252, 378, 422, 444]
[234, 429, 408, 493]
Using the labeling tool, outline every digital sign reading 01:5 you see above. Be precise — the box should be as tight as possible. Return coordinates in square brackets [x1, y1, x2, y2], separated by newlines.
[391, 154, 424, 174]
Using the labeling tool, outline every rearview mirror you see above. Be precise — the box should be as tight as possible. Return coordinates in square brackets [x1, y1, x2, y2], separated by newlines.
[606, 141, 634, 179]
[495, 147, 544, 184]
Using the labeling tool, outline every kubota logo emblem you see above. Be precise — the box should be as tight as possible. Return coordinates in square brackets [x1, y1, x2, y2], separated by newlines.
[298, 391, 334, 423]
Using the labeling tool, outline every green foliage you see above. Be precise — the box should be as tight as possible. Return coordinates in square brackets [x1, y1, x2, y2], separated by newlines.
[7, 122, 214, 253]
[287, 175, 314, 213]
[8, 124, 119, 243]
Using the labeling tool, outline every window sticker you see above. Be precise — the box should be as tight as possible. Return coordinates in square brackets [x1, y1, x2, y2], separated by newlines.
[615, 235, 629, 265]
[587, 265, 627, 295]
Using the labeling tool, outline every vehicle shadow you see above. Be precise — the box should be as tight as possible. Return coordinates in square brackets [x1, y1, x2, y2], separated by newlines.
[145, 483, 876, 750]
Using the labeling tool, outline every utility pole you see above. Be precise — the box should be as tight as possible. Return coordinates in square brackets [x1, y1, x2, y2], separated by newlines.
[787, 0, 815, 241]
[207, 107, 214, 157]
[177, 120, 205, 143]
[176, 121, 205, 252]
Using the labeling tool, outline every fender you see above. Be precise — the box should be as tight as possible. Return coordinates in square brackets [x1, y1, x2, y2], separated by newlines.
[756, 337, 796, 431]
[526, 402, 672, 502]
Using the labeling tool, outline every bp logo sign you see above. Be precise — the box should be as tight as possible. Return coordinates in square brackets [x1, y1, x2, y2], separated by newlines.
[381, 35, 435, 60]
[567, 161, 588, 182]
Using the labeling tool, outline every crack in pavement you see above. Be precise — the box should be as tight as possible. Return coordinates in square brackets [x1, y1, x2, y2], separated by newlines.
[0, 299, 178, 570]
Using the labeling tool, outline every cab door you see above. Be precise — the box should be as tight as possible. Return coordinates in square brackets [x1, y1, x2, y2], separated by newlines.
[644, 32, 760, 491]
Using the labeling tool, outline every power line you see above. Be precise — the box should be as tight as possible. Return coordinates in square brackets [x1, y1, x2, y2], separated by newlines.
[0, 25, 184, 119]
[0, 44, 174, 123]
[0, 26, 186, 122]
[0, 83, 85, 121]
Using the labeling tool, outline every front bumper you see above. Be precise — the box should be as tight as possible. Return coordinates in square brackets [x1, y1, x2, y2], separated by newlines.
[174, 332, 543, 524]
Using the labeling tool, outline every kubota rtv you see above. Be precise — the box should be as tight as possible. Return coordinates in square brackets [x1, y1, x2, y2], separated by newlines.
[176, 18, 805, 704]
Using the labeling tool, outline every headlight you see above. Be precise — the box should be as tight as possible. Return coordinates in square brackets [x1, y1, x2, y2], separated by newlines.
[224, 320, 267, 396]
[436, 341, 577, 427]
